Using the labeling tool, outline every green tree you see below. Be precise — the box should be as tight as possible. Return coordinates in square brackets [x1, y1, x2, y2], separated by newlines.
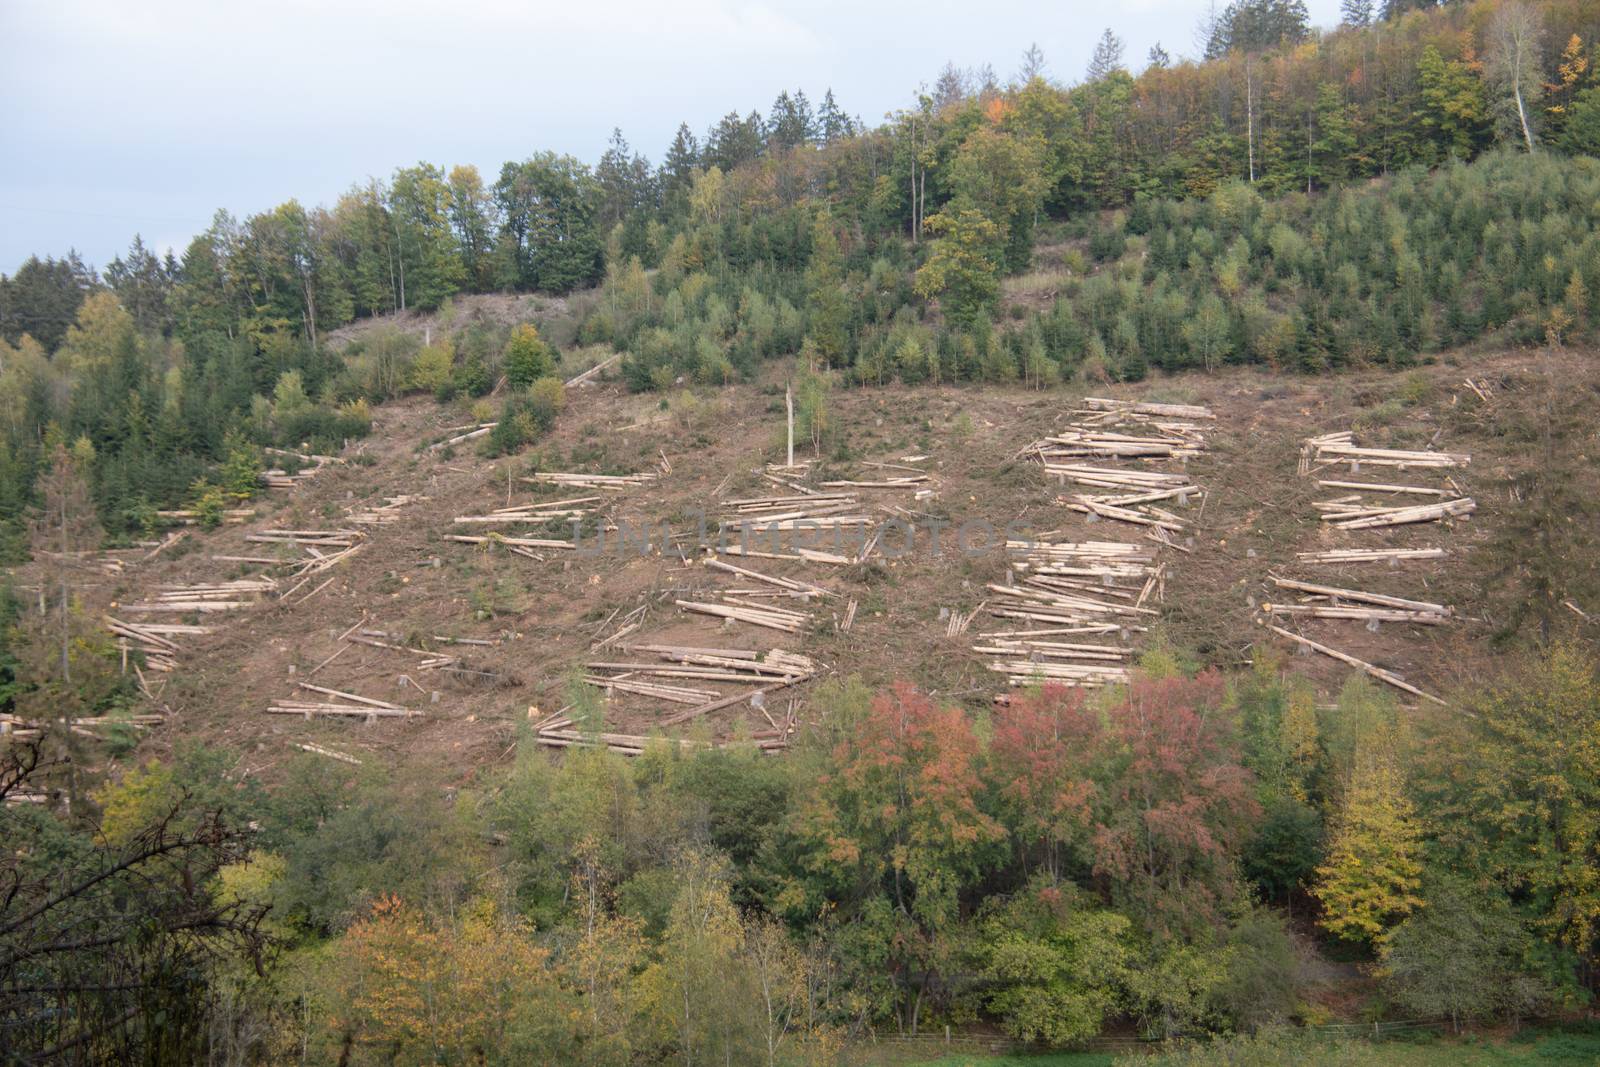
[1380, 875, 1549, 1029]
[913, 205, 1003, 327]
[803, 215, 849, 367]
[495, 153, 604, 293]
[976, 880, 1131, 1045]
[504, 323, 555, 388]
[1417, 45, 1492, 160]
[390, 163, 467, 311]
[949, 125, 1050, 272]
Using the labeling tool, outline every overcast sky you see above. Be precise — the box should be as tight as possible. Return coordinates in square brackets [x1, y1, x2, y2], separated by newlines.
[1, 0, 1341, 273]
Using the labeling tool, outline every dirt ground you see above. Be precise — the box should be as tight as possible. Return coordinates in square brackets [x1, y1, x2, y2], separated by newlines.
[56, 344, 1595, 788]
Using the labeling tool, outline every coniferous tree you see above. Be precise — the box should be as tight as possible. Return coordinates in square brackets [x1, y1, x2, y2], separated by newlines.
[660, 122, 701, 213]
[1018, 42, 1047, 83]
[1086, 29, 1126, 81]
[1341, 0, 1375, 26]
[1206, 0, 1310, 59]
[817, 90, 853, 144]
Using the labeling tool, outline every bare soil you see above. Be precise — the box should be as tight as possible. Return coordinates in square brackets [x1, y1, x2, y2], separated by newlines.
[60, 345, 1598, 789]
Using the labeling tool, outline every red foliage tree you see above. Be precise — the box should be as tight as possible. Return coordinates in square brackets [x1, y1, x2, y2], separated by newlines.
[1089, 672, 1259, 939]
[989, 683, 1102, 881]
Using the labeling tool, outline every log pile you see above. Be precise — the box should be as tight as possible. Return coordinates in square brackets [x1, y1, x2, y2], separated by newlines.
[576, 644, 817, 740]
[993, 398, 1214, 692]
[1023, 426, 1206, 462]
[1295, 547, 1447, 564]
[677, 598, 812, 633]
[1262, 429, 1471, 705]
[1023, 405, 1209, 534]
[349, 495, 427, 525]
[444, 532, 577, 560]
[705, 557, 833, 599]
[3, 712, 165, 743]
[1081, 397, 1216, 420]
[120, 578, 277, 615]
[978, 540, 1156, 686]
[531, 700, 795, 756]
[1299, 431, 1469, 475]
[819, 474, 930, 490]
[525, 471, 659, 491]
[157, 508, 255, 525]
[430, 422, 497, 450]
[1261, 576, 1450, 626]
[239, 530, 368, 588]
[1318, 497, 1476, 530]
[104, 616, 209, 673]
[718, 493, 868, 532]
[452, 495, 599, 525]
[267, 681, 422, 721]
[347, 629, 460, 670]
[260, 447, 341, 490]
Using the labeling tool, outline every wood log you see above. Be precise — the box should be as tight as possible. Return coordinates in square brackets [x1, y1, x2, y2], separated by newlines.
[1260, 622, 1445, 705]
[1268, 576, 1449, 616]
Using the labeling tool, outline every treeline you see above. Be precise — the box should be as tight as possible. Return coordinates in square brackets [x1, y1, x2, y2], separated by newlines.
[7, 648, 1600, 1061]
[6, 0, 1598, 357]
[581, 150, 1600, 391]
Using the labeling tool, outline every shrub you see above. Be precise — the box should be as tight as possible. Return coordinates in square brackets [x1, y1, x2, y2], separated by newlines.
[504, 323, 554, 388]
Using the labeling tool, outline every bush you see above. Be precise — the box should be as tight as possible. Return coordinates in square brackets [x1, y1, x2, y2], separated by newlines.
[404, 340, 454, 394]
[504, 323, 554, 388]
[527, 377, 565, 432]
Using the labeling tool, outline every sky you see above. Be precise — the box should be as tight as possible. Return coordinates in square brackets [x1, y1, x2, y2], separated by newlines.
[0, 0, 1341, 274]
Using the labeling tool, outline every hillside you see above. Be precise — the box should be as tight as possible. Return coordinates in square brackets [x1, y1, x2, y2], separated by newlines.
[56, 338, 1567, 783]
[10, 0, 1600, 1060]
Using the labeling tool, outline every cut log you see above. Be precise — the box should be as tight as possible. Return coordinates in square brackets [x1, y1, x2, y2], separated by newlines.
[1260, 622, 1445, 705]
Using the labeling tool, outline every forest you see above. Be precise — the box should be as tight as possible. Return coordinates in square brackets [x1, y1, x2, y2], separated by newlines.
[6, 0, 1600, 1062]
[9, 651, 1600, 1062]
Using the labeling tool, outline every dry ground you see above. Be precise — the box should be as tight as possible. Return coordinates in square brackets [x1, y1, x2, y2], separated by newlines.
[51, 344, 1599, 788]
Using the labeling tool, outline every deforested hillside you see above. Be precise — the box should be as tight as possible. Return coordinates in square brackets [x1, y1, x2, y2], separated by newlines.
[11, 0, 1600, 1062]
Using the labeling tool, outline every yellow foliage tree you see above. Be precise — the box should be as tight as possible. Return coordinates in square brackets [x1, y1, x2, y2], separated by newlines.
[1313, 752, 1424, 944]
[331, 894, 576, 1063]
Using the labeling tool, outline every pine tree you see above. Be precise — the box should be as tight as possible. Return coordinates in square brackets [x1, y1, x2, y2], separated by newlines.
[1086, 29, 1125, 82]
[1206, 0, 1310, 60]
[804, 215, 849, 367]
[503, 323, 554, 388]
[1341, 0, 1374, 26]
[660, 122, 701, 211]
[817, 90, 853, 144]
[1018, 43, 1047, 83]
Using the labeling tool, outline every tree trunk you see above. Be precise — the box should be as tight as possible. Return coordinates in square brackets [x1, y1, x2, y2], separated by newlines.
[1515, 82, 1535, 152]
[1246, 59, 1256, 183]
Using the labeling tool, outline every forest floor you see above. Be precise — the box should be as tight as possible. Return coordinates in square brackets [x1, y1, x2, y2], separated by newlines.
[55, 342, 1600, 789]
